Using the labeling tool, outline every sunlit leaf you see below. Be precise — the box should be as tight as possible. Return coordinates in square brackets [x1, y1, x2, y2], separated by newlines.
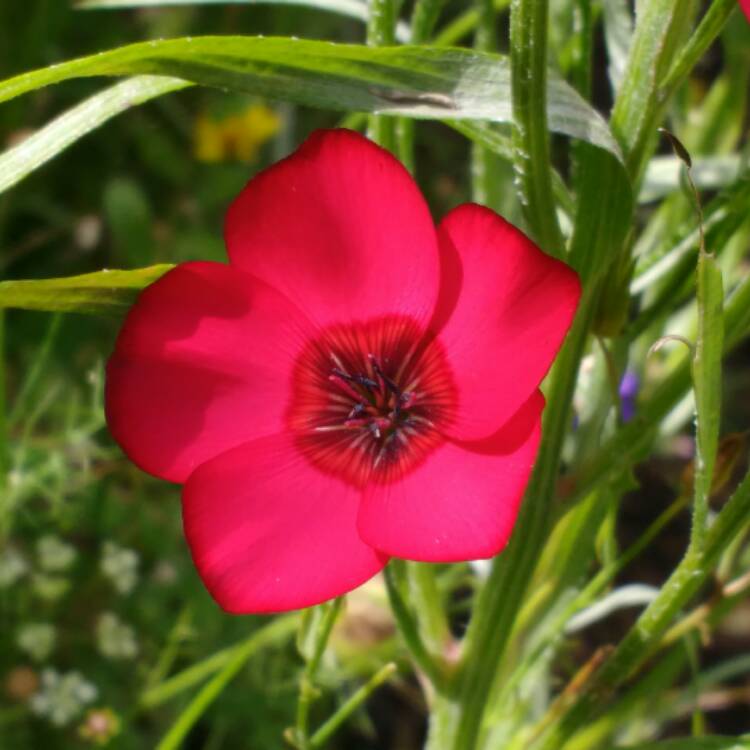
[0, 36, 624, 163]
[0, 266, 174, 314]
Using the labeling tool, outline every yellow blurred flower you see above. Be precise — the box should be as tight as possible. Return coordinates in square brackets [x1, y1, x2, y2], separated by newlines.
[194, 103, 281, 163]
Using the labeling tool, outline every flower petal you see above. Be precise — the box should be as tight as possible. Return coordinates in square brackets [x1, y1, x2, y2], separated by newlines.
[225, 128, 440, 326]
[182, 434, 387, 613]
[741, 0, 750, 22]
[106, 261, 313, 483]
[434, 204, 580, 440]
[357, 391, 543, 562]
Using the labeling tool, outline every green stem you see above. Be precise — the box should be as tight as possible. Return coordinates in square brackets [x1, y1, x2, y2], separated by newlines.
[690, 246, 723, 555]
[509, 0, 563, 255]
[411, 0, 449, 42]
[384, 561, 444, 687]
[143, 606, 193, 691]
[155, 615, 299, 750]
[406, 562, 450, 658]
[309, 663, 397, 748]
[367, 0, 397, 153]
[432, 289, 596, 750]
[433, 0, 511, 46]
[396, 0, 450, 170]
[296, 599, 344, 747]
[470, 0, 496, 205]
[8, 313, 61, 425]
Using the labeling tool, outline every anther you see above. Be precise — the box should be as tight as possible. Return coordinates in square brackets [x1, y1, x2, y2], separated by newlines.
[329, 373, 364, 402]
[368, 354, 400, 397]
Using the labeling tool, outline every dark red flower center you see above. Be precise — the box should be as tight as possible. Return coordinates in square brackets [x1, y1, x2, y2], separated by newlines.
[287, 315, 457, 487]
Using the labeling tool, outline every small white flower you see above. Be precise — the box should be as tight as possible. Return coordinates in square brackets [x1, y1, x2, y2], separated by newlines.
[96, 612, 138, 660]
[30, 669, 98, 727]
[36, 535, 77, 572]
[100, 542, 139, 595]
[0, 547, 28, 588]
[17, 623, 56, 662]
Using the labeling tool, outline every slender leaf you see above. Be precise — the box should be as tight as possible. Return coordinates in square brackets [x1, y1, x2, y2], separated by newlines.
[691, 250, 724, 551]
[309, 663, 398, 748]
[614, 736, 750, 750]
[538, 463, 750, 750]
[0, 37, 623, 163]
[601, 0, 633, 94]
[157, 615, 298, 750]
[0, 266, 173, 314]
[0, 76, 189, 194]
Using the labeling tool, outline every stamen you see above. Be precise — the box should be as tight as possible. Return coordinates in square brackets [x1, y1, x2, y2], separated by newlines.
[347, 403, 366, 419]
[288, 315, 456, 486]
[329, 373, 365, 402]
[329, 351, 349, 375]
[368, 354, 400, 397]
[313, 424, 361, 433]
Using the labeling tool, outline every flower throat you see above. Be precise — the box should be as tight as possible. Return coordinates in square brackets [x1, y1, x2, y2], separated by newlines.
[287, 315, 456, 487]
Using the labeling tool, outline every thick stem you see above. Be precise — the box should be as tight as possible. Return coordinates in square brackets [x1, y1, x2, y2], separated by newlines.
[470, 0, 497, 205]
[427, 290, 596, 750]
[367, 0, 397, 153]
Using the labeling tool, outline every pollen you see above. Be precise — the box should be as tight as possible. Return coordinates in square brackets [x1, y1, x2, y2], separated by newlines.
[287, 316, 457, 487]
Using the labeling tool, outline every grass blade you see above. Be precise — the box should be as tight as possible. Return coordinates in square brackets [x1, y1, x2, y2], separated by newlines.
[0, 76, 189, 194]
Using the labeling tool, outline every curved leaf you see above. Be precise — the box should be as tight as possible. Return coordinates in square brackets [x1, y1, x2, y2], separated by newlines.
[0, 36, 623, 162]
[0, 266, 174, 314]
[0, 76, 189, 194]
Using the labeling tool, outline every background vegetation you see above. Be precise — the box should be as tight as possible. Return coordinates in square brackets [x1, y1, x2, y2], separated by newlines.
[1, 1, 750, 749]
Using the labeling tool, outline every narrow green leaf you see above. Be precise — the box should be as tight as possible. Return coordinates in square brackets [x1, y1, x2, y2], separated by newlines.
[0, 37, 624, 164]
[601, 0, 633, 93]
[567, 143, 633, 283]
[0, 266, 174, 314]
[157, 615, 298, 750]
[617, 738, 750, 750]
[659, 0, 739, 101]
[537, 464, 750, 750]
[691, 250, 724, 551]
[433, 0, 511, 47]
[0, 76, 189, 194]
[309, 663, 398, 748]
[610, 0, 697, 180]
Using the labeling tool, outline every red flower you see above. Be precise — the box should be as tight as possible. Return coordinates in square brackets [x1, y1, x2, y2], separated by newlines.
[741, 0, 750, 21]
[106, 129, 580, 614]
